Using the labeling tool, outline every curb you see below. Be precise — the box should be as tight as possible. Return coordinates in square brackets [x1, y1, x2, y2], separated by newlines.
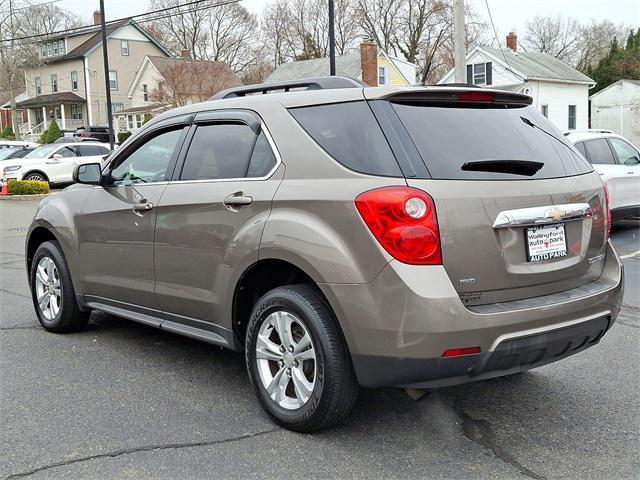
[0, 193, 52, 201]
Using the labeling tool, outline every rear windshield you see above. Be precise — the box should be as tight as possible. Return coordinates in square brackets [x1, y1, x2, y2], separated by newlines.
[391, 103, 592, 180]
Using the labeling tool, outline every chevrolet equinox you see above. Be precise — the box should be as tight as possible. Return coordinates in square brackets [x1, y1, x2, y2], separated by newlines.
[26, 77, 624, 432]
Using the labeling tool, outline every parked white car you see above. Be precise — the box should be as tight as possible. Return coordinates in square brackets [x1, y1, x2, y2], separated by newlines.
[566, 131, 640, 221]
[1, 142, 111, 185]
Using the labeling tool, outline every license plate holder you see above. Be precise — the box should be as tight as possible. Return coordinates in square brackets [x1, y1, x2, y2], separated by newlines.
[525, 223, 568, 262]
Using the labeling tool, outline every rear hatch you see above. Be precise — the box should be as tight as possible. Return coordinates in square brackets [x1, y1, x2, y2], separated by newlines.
[367, 88, 608, 306]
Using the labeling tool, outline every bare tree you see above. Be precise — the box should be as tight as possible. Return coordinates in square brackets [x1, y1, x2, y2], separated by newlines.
[575, 20, 625, 71]
[208, 3, 259, 72]
[522, 15, 581, 64]
[149, 61, 239, 108]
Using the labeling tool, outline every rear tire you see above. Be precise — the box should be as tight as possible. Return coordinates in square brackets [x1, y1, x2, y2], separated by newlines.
[245, 284, 358, 432]
[30, 241, 89, 333]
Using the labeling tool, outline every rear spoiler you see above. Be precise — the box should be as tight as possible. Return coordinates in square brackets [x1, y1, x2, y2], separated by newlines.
[372, 88, 533, 107]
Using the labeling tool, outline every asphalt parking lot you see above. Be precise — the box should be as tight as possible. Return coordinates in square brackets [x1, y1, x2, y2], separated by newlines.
[1, 198, 638, 480]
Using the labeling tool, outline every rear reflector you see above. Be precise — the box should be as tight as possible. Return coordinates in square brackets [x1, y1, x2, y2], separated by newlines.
[442, 346, 481, 358]
[603, 182, 612, 241]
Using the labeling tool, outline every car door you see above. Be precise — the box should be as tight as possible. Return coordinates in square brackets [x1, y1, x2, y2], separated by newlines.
[76, 116, 191, 319]
[45, 145, 78, 182]
[582, 138, 626, 210]
[154, 111, 283, 338]
[608, 137, 640, 209]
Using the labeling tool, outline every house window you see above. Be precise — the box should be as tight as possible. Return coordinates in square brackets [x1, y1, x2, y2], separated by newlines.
[47, 43, 53, 57]
[71, 71, 78, 91]
[143, 84, 148, 102]
[41, 44, 47, 57]
[71, 104, 83, 120]
[59, 40, 65, 55]
[40, 40, 65, 58]
[111, 103, 124, 113]
[466, 62, 492, 85]
[53, 41, 59, 56]
[541, 105, 548, 118]
[35, 77, 41, 95]
[109, 70, 118, 90]
[568, 105, 577, 130]
[378, 66, 387, 86]
[51, 74, 58, 93]
[121, 40, 129, 56]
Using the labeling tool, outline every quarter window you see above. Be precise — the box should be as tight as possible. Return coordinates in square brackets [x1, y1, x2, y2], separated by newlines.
[180, 123, 256, 180]
[247, 131, 277, 177]
[110, 128, 185, 185]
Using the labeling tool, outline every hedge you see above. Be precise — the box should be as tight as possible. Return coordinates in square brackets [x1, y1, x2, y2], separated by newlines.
[118, 131, 132, 144]
[7, 180, 50, 195]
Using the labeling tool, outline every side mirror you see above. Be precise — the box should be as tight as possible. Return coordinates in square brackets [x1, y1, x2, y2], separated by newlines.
[51, 153, 63, 160]
[73, 163, 102, 185]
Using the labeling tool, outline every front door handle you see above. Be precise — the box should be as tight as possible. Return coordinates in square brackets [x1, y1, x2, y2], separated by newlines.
[223, 192, 252, 210]
[133, 201, 154, 212]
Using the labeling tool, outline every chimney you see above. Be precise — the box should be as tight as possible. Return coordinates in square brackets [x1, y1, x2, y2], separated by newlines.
[180, 49, 191, 59]
[360, 40, 378, 87]
[93, 10, 102, 26]
[506, 31, 517, 52]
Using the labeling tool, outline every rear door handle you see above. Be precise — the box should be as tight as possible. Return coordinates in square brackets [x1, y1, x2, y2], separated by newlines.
[133, 201, 153, 212]
[223, 192, 252, 209]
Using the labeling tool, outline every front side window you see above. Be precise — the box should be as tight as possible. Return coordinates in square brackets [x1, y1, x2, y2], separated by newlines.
[53, 146, 76, 158]
[121, 40, 129, 56]
[609, 138, 640, 165]
[378, 66, 387, 86]
[110, 128, 184, 185]
[109, 70, 118, 90]
[51, 74, 58, 93]
[568, 105, 576, 130]
[180, 123, 256, 181]
[71, 71, 78, 91]
[583, 139, 615, 165]
[35, 77, 41, 95]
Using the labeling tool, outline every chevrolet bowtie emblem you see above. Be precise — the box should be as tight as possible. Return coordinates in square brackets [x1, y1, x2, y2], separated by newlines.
[546, 208, 566, 221]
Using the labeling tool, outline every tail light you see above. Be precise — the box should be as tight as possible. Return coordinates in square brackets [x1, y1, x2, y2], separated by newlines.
[355, 186, 441, 265]
[603, 182, 612, 241]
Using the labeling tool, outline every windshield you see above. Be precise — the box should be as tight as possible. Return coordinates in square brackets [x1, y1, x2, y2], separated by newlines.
[24, 144, 59, 159]
[391, 103, 593, 180]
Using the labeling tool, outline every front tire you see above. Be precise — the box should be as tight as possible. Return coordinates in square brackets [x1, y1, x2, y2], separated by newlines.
[245, 284, 358, 432]
[30, 241, 90, 333]
[24, 172, 48, 183]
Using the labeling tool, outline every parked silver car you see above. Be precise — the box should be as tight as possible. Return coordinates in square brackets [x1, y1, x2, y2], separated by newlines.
[26, 78, 624, 431]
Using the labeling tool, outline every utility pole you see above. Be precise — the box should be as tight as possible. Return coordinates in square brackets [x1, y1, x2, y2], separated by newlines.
[453, 0, 466, 83]
[328, 0, 336, 75]
[8, 0, 21, 140]
[99, 0, 114, 150]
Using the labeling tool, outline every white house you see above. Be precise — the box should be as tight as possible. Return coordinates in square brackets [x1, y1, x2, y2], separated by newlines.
[589, 79, 640, 146]
[439, 33, 596, 132]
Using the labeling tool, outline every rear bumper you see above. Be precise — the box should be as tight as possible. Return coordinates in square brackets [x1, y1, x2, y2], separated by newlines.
[321, 241, 624, 388]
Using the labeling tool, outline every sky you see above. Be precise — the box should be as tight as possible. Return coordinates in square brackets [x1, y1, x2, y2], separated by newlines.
[56, 0, 640, 41]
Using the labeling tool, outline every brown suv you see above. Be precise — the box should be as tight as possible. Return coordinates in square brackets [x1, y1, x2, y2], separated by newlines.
[26, 78, 624, 431]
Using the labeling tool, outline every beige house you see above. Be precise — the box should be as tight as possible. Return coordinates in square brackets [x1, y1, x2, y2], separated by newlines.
[17, 11, 169, 138]
[116, 53, 240, 134]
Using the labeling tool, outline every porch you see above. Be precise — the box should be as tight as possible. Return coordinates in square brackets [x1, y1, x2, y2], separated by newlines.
[16, 92, 87, 138]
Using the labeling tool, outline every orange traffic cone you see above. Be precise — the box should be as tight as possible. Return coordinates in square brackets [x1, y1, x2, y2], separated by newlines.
[1, 175, 9, 196]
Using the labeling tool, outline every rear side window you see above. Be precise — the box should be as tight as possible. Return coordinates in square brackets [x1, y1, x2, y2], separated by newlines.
[583, 139, 615, 165]
[181, 123, 255, 180]
[391, 103, 591, 180]
[77, 145, 109, 156]
[289, 101, 402, 177]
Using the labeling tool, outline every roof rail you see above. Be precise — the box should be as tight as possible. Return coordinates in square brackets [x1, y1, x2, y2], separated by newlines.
[211, 76, 364, 100]
[563, 129, 614, 136]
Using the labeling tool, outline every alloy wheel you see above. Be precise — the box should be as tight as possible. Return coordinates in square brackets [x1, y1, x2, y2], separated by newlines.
[255, 311, 317, 410]
[34, 256, 62, 321]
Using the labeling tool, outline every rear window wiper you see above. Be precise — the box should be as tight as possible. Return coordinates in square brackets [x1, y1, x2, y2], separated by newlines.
[461, 160, 544, 176]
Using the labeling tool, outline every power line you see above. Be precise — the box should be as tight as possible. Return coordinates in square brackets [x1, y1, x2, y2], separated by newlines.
[0, 0, 61, 16]
[0, 0, 240, 44]
[483, 0, 513, 74]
